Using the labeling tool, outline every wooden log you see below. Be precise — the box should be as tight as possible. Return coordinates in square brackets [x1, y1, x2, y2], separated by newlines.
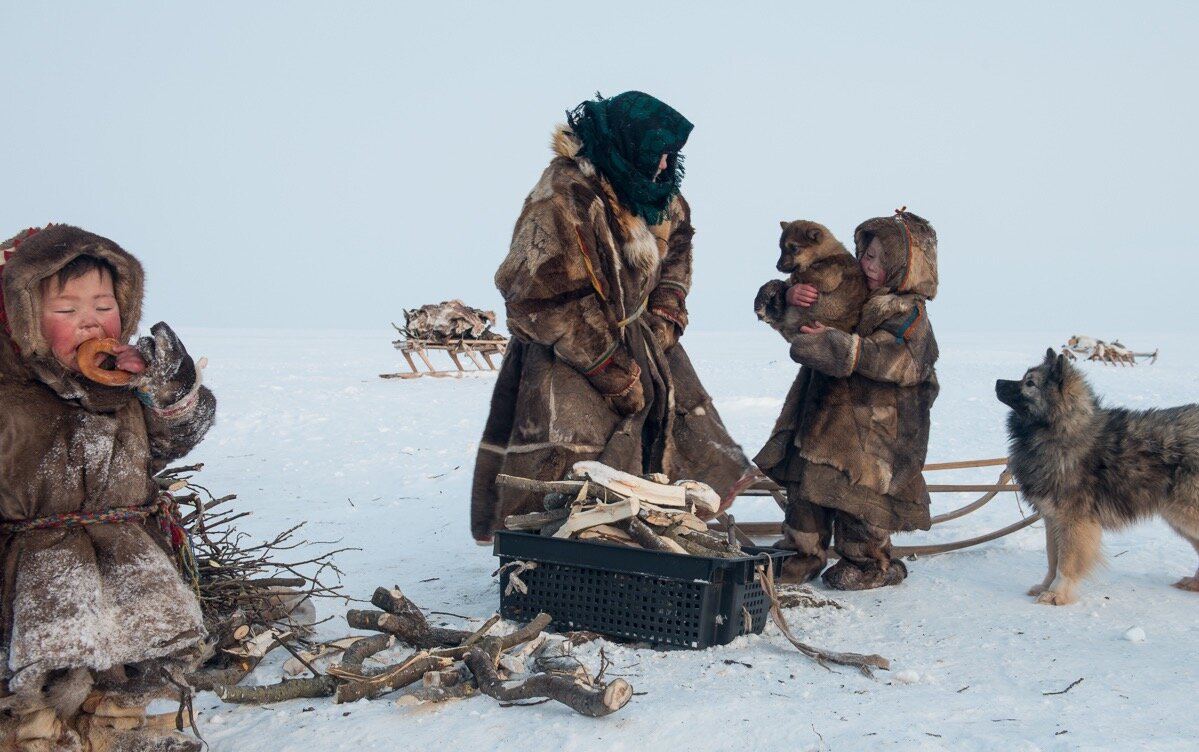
[340, 633, 394, 670]
[334, 653, 451, 704]
[399, 682, 477, 704]
[495, 474, 586, 496]
[625, 516, 685, 554]
[216, 675, 338, 704]
[504, 507, 570, 531]
[463, 647, 633, 718]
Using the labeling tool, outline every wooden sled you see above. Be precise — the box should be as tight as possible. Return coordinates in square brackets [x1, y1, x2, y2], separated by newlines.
[380, 337, 508, 379]
[712, 457, 1040, 557]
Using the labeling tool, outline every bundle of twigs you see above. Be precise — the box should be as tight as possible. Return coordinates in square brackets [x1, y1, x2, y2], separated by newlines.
[499, 461, 743, 558]
[154, 464, 355, 690]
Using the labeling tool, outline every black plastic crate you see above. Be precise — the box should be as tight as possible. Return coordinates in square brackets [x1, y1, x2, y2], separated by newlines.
[493, 530, 794, 649]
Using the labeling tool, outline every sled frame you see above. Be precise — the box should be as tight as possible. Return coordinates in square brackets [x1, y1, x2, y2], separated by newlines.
[381, 337, 508, 379]
[713, 457, 1040, 556]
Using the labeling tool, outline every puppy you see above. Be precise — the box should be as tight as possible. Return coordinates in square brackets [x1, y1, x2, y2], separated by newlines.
[755, 219, 867, 339]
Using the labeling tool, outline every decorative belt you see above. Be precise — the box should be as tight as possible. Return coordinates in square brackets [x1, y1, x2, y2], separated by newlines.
[0, 491, 201, 595]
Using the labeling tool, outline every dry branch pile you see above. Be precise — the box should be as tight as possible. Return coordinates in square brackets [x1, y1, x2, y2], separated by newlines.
[393, 299, 504, 343]
[499, 461, 743, 557]
[214, 586, 632, 718]
[154, 465, 355, 691]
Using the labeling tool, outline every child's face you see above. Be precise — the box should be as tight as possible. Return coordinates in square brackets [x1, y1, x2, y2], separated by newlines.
[861, 237, 888, 290]
[39, 268, 122, 371]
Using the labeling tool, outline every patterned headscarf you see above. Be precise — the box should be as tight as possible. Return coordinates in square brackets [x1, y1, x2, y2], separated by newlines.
[566, 91, 693, 225]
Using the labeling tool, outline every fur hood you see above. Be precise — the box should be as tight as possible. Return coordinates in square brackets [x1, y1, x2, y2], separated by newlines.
[853, 210, 937, 300]
[1, 224, 144, 366]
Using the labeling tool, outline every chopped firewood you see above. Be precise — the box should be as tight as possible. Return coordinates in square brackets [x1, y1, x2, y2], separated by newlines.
[569, 461, 687, 508]
[638, 504, 708, 532]
[222, 628, 291, 662]
[504, 507, 571, 531]
[577, 524, 637, 546]
[553, 498, 640, 539]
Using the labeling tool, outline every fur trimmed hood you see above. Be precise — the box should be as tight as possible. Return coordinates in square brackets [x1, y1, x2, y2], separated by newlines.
[1, 224, 144, 364]
[853, 210, 937, 300]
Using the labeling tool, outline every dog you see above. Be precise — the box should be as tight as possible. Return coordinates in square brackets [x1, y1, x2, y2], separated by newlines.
[995, 348, 1199, 605]
[754, 219, 867, 340]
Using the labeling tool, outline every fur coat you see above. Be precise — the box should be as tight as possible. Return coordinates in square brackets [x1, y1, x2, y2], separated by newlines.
[470, 128, 752, 541]
[0, 225, 214, 704]
[754, 212, 940, 532]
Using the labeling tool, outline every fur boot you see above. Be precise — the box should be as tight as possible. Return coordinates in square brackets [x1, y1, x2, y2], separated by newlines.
[822, 558, 907, 590]
[75, 691, 201, 752]
[12, 706, 83, 752]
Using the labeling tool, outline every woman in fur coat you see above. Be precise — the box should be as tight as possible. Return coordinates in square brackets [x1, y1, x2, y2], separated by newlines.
[470, 91, 754, 543]
[754, 210, 939, 589]
[0, 224, 214, 751]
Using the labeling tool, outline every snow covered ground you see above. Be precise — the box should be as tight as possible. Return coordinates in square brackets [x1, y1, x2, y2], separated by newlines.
[175, 326, 1198, 751]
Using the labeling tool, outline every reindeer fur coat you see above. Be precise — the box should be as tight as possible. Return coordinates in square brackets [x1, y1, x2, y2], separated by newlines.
[0, 225, 213, 708]
[754, 213, 940, 532]
[470, 128, 751, 540]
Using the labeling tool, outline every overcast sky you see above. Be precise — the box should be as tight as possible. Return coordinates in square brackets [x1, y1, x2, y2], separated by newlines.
[3, 2, 1196, 337]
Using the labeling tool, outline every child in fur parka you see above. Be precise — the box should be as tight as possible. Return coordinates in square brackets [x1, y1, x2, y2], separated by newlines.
[0, 225, 214, 751]
[755, 209, 939, 590]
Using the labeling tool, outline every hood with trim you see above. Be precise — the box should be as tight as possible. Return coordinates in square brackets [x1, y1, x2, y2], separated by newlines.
[853, 210, 938, 300]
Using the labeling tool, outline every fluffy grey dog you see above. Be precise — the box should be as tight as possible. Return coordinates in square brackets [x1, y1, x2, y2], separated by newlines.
[996, 348, 1199, 605]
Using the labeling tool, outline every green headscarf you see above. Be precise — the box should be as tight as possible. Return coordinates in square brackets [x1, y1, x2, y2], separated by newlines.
[566, 91, 693, 225]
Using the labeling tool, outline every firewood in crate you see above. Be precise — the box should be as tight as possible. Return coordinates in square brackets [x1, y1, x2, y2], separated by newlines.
[575, 523, 637, 547]
[553, 497, 640, 539]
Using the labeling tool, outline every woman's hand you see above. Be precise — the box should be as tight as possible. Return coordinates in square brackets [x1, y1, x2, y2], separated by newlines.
[799, 321, 828, 335]
[787, 283, 819, 307]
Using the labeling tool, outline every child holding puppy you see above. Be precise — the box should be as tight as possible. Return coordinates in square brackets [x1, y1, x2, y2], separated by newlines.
[0, 224, 213, 751]
[755, 209, 939, 590]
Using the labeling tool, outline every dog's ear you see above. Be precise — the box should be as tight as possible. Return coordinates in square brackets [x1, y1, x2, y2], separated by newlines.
[1043, 347, 1056, 363]
[1049, 352, 1068, 384]
[805, 226, 822, 244]
[780, 220, 789, 230]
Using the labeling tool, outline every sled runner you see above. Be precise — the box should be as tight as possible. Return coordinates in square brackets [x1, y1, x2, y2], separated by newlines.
[381, 336, 508, 379]
[713, 457, 1040, 556]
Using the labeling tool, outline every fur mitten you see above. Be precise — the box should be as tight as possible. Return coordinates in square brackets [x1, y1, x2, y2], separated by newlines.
[788, 328, 861, 378]
[646, 312, 680, 353]
[134, 322, 199, 410]
[586, 357, 646, 416]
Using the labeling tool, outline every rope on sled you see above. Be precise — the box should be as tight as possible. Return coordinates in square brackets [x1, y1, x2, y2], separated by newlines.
[0, 491, 202, 597]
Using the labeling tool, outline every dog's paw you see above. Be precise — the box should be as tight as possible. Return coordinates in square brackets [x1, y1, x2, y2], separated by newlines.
[1171, 576, 1199, 592]
[1034, 590, 1074, 606]
[1027, 584, 1048, 596]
